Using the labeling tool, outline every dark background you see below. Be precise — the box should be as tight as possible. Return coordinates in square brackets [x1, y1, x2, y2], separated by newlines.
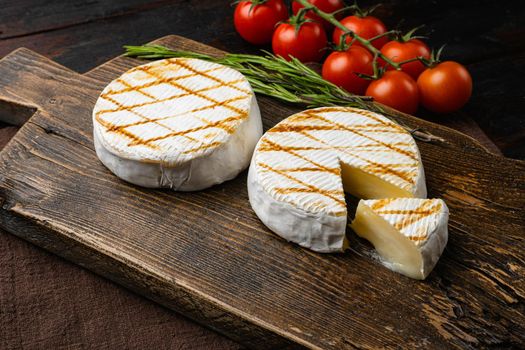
[0, 1, 523, 349]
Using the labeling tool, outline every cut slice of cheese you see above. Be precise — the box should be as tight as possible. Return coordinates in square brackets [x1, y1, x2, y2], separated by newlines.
[248, 106, 426, 253]
[351, 198, 449, 279]
[93, 57, 262, 190]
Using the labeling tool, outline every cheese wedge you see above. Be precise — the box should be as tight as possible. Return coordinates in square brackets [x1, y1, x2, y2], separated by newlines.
[351, 198, 449, 279]
[93, 58, 262, 190]
[248, 106, 426, 253]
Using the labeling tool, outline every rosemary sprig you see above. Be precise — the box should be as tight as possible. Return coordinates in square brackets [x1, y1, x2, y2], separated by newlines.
[124, 45, 376, 111]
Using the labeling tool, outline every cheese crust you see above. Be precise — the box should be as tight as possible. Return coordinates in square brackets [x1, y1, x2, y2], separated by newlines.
[93, 58, 262, 190]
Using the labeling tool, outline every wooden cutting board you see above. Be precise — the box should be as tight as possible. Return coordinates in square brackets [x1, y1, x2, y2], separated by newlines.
[0, 35, 523, 349]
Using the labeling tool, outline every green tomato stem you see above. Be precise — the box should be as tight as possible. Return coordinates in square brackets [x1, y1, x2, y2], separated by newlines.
[295, 0, 402, 69]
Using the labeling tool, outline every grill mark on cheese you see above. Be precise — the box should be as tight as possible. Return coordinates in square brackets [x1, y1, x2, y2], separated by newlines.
[95, 58, 252, 153]
[140, 67, 248, 117]
[258, 142, 368, 153]
[370, 198, 395, 211]
[277, 167, 339, 173]
[97, 94, 199, 145]
[269, 122, 404, 137]
[363, 166, 417, 181]
[298, 130, 415, 184]
[282, 114, 405, 132]
[259, 141, 412, 152]
[352, 127, 406, 133]
[264, 108, 418, 184]
[133, 114, 244, 146]
[257, 162, 346, 208]
[299, 121, 416, 184]
[397, 202, 442, 232]
[377, 201, 443, 231]
[97, 79, 246, 116]
[114, 78, 157, 100]
[100, 95, 247, 132]
[363, 163, 419, 169]
[312, 106, 403, 130]
[343, 142, 413, 149]
[303, 110, 418, 161]
[258, 138, 415, 182]
[99, 120, 158, 150]
[375, 200, 440, 215]
[292, 107, 399, 129]
[172, 59, 251, 95]
[271, 123, 405, 134]
[259, 138, 340, 175]
[407, 235, 429, 241]
[273, 188, 341, 195]
[103, 66, 224, 97]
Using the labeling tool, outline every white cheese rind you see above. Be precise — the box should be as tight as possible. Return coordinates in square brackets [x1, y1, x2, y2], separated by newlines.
[248, 106, 426, 253]
[352, 198, 449, 279]
[248, 156, 348, 253]
[93, 58, 262, 190]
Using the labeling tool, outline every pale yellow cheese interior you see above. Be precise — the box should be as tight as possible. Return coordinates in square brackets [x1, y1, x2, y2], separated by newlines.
[351, 202, 423, 279]
[341, 163, 413, 199]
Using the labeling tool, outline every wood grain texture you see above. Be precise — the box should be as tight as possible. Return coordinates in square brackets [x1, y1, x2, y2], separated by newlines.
[0, 125, 17, 150]
[0, 36, 523, 349]
[0, 230, 242, 350]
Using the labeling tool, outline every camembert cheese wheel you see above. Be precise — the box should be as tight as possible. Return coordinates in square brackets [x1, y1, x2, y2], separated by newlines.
[93, 58, 262, 190]
[351, 198, 449, 279]
[248, 106, 426, 253]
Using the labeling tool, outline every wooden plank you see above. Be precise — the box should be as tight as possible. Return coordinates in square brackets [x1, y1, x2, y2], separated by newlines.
[0, 125, 17, 150]
[0, 229, 242, 350]
[0, 36, 523, 349]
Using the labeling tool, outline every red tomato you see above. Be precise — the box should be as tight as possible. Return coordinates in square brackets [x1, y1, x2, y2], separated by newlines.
[417, 61, 472, 113]
[272, 21, 328, 62]
[366, 71, 419, 114]
[333, 15, 388, 50]
[234, 0, 289, 45]
[380, 39, 431, 79]
[292, 0, 345, 31]
[322, 46, 374, 95]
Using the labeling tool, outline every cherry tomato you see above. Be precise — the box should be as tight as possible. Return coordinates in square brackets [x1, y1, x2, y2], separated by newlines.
[322, 46, 374, 95]
[292, 0, 345, 31]
[234, 0, 289, 45]
[380, 39, 431, 79]
[272, 21, 328, 62]
[333, 15, 388, 50]
[417, 61, 472, 114]
[366, 70, 419, 114]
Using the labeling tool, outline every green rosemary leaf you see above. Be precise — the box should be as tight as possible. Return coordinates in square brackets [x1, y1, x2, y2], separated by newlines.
[123, 44, 373, 110]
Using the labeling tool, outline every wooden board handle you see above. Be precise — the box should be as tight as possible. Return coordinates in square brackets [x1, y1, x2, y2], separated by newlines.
[0, 48, 79, 126]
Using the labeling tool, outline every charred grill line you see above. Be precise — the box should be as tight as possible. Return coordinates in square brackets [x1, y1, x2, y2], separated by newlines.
[95, 59, 251, 153]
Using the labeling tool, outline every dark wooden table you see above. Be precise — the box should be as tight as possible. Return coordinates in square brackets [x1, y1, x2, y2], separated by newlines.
[0, 1, 523, 349]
